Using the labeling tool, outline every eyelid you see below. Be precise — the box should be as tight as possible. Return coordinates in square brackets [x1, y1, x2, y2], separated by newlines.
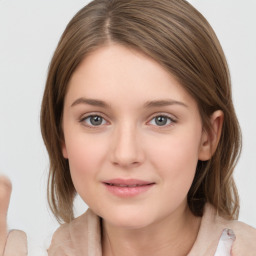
[78, 111, 177, 128]
[146, 113, 177, 126]
[79, 112, 110, 127]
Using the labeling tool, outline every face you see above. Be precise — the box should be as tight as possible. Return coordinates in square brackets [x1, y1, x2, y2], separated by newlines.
[62, 44, 208, 229]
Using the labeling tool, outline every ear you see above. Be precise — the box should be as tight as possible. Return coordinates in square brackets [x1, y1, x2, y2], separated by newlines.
[198, 110, 224, 161]
[62, 140, 69, 159]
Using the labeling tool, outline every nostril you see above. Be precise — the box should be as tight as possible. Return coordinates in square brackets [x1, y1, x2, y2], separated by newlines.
[112, 160, 141, 168]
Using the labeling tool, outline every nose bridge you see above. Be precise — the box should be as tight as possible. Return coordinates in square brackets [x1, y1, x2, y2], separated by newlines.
[111, 120, 144, 167]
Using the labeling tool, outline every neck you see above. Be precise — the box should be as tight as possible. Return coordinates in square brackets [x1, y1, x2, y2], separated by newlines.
[102, 204, 201, 256]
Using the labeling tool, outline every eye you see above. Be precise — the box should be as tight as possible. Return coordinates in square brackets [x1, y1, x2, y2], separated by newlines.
[81, 115, 107, 127]
[148, 115, 174, 127]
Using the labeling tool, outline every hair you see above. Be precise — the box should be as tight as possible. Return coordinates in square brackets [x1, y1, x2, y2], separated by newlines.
[41, 0, 241, 223]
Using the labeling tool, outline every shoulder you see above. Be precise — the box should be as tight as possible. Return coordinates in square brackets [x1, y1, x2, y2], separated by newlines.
[227, 219, 256, 255]
[4, 230, 27, 256]
[190, 203, 256, 256]
[47, 209, 101, 256]
[212, 207, 256, 255]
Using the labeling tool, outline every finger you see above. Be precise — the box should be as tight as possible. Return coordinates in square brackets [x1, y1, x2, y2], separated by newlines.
[4, 230, 27, 256]
[0, 176, 12, 255]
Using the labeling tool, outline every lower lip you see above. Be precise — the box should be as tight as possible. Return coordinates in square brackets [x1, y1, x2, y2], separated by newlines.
[103, 183, 154, 197]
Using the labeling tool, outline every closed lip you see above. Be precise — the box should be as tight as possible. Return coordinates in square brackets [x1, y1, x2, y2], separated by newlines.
[102, 178, 155, 187]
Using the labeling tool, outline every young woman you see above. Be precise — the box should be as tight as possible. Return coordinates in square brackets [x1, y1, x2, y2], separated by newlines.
[45, 43, 239, 256]
[1, 0, 255, 255]
[40, 0, 256, 255]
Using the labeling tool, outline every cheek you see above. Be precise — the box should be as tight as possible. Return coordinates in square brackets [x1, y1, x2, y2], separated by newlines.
[148, 129, 201, 192]
[64, 134, 108, 192]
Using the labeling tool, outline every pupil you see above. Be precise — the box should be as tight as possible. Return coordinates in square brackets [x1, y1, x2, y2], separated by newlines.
[156, 116, 167, 126]
[90, 116, 102, 126]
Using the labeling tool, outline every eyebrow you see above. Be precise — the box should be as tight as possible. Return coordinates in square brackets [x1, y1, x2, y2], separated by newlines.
[71, 98, 188, 108]
[71, 98, 110, 108]
[144, 99, 188, 108]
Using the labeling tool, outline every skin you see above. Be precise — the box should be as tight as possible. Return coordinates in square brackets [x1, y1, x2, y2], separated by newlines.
[62, 44, 223, 256]
[0, 176, 12, 255]
[0, 177, 27, 255]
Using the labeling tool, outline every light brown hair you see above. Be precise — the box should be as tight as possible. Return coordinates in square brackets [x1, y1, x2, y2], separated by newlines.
[41, 0, 241, 223]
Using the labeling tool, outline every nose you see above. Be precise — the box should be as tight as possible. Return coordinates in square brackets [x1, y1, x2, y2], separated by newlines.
[110, 123, 145, 168]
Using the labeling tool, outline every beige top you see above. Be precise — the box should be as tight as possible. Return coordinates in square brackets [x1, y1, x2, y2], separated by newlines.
[48, 204, 256, 256]
[3, 230, 27, 256]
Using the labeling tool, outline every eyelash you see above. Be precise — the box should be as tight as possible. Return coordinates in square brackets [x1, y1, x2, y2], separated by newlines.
[79, 113, 177, 128]
[79, 113, 109, 128]
[147, 114, 177, 128]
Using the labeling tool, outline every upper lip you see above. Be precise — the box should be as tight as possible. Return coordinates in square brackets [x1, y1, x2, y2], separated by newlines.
[103, 179, 155, 186]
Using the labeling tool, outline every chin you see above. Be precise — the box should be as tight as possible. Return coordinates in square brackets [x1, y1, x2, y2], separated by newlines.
[108, 217, 151, 230]
[100, 207, 155, 230]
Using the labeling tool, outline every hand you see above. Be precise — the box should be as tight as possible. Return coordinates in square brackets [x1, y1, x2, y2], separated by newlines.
[0, 176, 11, 255]
[0, 176, 27, 256]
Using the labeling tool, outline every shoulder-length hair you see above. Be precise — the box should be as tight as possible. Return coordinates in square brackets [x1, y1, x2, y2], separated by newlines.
[41, 0, 241, 223]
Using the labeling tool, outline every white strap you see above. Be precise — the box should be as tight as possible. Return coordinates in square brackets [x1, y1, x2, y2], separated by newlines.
[214, 229, 236, 256]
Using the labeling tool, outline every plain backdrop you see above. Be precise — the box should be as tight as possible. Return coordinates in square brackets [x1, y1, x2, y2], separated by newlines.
[0, 0, 255, 254]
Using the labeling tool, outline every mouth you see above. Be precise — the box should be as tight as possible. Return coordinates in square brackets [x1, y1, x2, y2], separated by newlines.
[102, 179, 155, 197]
[105, 183, 151, 187]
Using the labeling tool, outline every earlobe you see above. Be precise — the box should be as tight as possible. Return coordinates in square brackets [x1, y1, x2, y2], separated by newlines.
[198, 110, 224, 161]
[62, 141, 69, 159]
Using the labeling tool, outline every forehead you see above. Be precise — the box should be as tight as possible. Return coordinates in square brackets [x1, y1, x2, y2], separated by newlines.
[65, 44, 196, 109]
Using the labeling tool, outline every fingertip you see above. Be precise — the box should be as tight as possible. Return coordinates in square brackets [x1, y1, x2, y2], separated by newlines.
[0, 175, 12, 213]
[0, 176, 12, 256]
[0, 175, 12, 187]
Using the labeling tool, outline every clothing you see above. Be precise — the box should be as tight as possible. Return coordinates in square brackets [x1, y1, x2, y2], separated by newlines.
[48, 204, 256, 256]
[3, 230, 27, 256]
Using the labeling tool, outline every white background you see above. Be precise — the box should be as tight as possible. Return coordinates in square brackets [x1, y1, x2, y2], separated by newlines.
[0, 0, 255, 254]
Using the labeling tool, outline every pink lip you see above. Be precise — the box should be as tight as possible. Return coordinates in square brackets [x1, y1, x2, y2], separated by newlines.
[103, 179, 155, 197]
